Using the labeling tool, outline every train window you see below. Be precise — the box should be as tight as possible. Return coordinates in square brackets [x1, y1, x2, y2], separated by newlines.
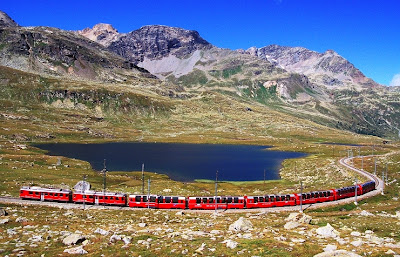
[286, 195, 290, 201]
[254, 197, 258, 203]
[196, 198, 201, 204]
[89, 195, 93, 199]
[270, 196, 275, 201]
[135, 196, 141, 202]
[158, 196, 163, 202]
[149, 196, 155, 202]
[327, 191, 330, 196]
[209, 198, 214, 203]
[307, 193, 311, 199]
[234, 197, 238, 203]
[203, 198, 208, 203]
[259, 197, 264, 202]
[115, 197, 119, 201]
[217, 198, 221, 203]
[29, 191, 33, 194]
[165, 197, 171, 203]
[45, 193, 48, 196]
[265, 196, 269, 202]
[311, 193, 315, 198]
[172, 197, 178, 203]
[221, 198, 226, 203]
[227, 197, 232, 203]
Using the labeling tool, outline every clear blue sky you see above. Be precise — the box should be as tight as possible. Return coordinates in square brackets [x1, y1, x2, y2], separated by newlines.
[2, 0, 400, 86]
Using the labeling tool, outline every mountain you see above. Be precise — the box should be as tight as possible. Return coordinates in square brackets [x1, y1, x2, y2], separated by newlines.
[246, 45, 380, 89]
[107, 25, 212, 64]
[1, 10, 399, 138]
[0, 20, 154, 82]
[0, 10, 18, 28]
[77, 23, 120, 47]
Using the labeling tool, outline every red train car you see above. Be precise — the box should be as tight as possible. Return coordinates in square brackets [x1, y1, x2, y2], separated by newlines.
[274, 194, 297, 207]
[128, 194, 159, 208]
[245, 195, 277, 208]
[361, 181, 375, 195]
[20, 186, 72, 202]
[73, 191, 127, 206]
[335, 185, 361, 200]
[157, 196, 186, 209]
[294, 190, 335, 205]
[188, 196, 245, 210]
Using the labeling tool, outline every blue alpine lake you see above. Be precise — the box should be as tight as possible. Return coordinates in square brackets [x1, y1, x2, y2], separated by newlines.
[34, 142, 307, 182]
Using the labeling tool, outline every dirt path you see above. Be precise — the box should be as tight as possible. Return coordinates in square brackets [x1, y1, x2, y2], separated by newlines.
[0, 155, 384, 213]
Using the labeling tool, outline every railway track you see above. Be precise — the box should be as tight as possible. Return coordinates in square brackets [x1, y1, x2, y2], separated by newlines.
[0, 155, 384, 213]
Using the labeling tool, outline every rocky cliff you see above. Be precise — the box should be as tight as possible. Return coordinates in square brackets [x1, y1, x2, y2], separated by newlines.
[0, 10, 18, 28]
[247, 45, 380, 89]
[107, 25, 212, 64]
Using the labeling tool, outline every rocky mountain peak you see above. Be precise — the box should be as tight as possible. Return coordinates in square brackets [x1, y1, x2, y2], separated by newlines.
[247, 44, 378, 88]
[0, 10, 19, 28]
[107, 24, 212, 64]
[78, 23, 120, 47]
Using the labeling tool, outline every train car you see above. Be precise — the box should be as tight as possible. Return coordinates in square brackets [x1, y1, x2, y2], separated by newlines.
[274, 194, 296, 207]
[187, 196, 245, 210]
[245, 195, 277, 208]
[128, 194, 159, 208]
[157, 196, 186, 209]
[361, 181, 375, 195]
[294, 190, 335, 205]
[334, 185, 362, 200]
[73, 191, 127, 206]
[20, 186, 72, 202]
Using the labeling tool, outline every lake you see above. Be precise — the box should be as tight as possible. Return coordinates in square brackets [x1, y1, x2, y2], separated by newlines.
[34, 142, 307, 182]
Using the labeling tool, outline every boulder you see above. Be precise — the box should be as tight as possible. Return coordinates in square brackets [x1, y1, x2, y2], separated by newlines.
[350, 231, 361, 237]
[138, 222, 147, 228]
[94, 228, 109, 236]
[109, 234, 122, 243]
[314, 250, 362, 257]
[0, 208, 8, 216]
[350, 239, 363, 247]
[229, 217, 253, 232]
[316, 223, 340, 238]
[63, 246, 88, 255]
[175, 211, 184, 216]
[284, 221, 300, 230]
[285, 212, 312, 224]
[222, 239, 238, 249]
[0, 218, 9, 224]
[63, 234, 86, 246]
[323, 244, 337, 252]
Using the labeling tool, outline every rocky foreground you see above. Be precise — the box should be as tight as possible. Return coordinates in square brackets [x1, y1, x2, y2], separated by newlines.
[1, 204, 400, 256]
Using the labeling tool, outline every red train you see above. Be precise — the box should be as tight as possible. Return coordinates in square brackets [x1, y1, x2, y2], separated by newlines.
[19, 180, 376, 210]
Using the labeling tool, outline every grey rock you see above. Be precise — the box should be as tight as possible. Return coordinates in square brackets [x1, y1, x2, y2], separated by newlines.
[285, 212, 312, 224]
[94, 228, 109, 236]
[63, 246, 88, 255]
[323, 244, 337, 252]
[222, 239, 238, 249]
[229, 217, 253, 232]
[63, 234, 86, 246]
[0, 208, 8, 216]
[314, 250, 362, 257]
[316, 223, 340, 238]
[109, 234, 122, 243]
[0, 218, 9, 224]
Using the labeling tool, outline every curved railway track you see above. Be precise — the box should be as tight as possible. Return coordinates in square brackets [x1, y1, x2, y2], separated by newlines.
[0, 155, 385, 213]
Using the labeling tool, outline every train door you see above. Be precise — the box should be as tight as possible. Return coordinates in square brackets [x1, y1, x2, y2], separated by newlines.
[95, 196, 99, 205]
[40, 192, 44, 201]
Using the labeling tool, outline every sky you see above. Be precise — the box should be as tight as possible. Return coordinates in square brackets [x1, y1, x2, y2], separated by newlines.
[2, 0, 400, 86]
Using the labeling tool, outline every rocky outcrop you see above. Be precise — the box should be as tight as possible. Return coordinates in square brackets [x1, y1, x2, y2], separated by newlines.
[229, 217, 253, 232]
[63, 233, 86, 246]
[78, 23, 120, 47]
[0, 10, 18, 27]
[247, 45, 380, 89]
[108, 25, 212, 64]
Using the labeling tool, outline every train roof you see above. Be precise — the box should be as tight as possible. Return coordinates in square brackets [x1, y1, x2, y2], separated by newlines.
[188, 196, 244, 199]
[74, 190, 126, 197]
[20, 186, 71, 193]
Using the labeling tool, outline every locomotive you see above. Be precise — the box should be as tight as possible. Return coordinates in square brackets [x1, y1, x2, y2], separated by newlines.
[19, 180, 376, 210]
